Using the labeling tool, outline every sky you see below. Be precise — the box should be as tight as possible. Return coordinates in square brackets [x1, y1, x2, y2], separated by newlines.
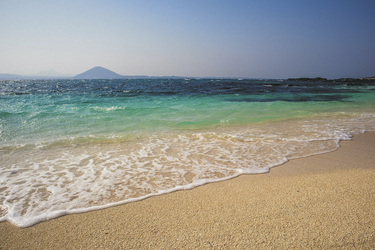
[1, 0, 375, 79]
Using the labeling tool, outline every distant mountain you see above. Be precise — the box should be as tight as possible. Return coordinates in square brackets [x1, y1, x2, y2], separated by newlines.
[73, 66, 126, 79]
[0, 74, 24, 80]
[0, 66, 150, 80]
[0, 72, 69, 80]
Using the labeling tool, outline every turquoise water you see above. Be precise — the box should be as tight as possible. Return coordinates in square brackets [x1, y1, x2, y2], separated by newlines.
[1, 78, 375, 227]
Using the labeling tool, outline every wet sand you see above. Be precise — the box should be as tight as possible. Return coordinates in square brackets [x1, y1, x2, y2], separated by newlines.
[1, 132, 375, 249]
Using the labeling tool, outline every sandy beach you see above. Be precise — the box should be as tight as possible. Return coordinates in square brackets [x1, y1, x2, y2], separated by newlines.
[1, 132, 375, 249]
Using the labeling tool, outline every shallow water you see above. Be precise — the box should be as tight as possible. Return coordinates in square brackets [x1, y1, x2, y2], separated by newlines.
[1, 78, 375, 227]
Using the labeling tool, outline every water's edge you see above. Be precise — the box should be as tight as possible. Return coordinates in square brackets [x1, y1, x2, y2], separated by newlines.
[4, 130, 373, 228]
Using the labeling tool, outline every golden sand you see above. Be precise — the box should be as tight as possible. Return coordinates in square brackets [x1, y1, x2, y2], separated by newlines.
[1, 132, 375, 249]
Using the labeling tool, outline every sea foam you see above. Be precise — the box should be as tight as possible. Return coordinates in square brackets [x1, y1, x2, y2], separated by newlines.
[1, 112, 375, 227]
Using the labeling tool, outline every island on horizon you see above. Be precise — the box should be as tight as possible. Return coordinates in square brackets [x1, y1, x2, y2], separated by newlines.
[0, 66, 374, 81]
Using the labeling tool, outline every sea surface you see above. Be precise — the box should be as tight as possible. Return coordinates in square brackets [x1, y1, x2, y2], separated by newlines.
[1, 78, 375, 227]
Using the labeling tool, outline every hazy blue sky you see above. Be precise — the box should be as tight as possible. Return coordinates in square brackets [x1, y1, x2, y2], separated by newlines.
[1, 0, 374, 78]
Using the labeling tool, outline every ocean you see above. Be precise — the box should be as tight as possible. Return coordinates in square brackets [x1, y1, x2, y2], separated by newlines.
[1, 78, 375, 227]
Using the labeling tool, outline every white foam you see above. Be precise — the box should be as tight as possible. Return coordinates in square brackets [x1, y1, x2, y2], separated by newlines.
[91, 106, 126, 112]
[1, 112, 375, 227]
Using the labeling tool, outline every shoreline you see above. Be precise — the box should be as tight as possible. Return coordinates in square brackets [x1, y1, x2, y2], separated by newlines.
[1, 132, 375, 248]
